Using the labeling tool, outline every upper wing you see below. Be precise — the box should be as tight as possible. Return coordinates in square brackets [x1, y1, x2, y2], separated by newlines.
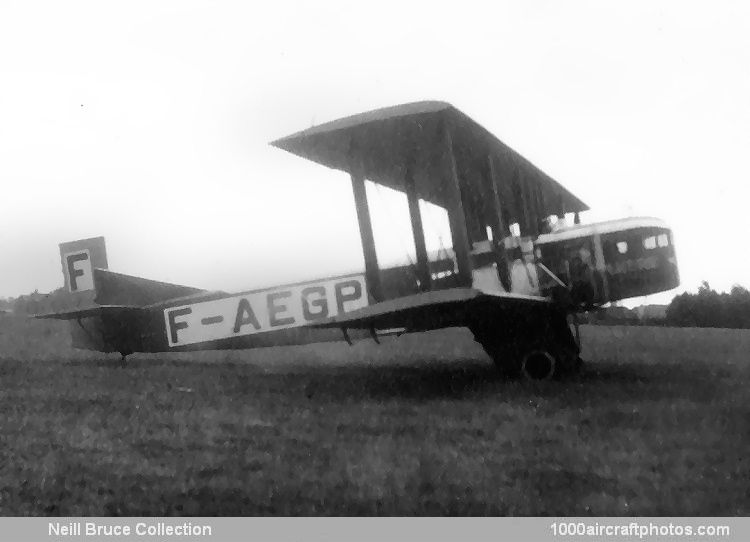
[271, 101, 588, 220]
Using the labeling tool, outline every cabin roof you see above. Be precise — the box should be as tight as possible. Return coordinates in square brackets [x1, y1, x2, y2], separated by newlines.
[536, 216, 670, 244]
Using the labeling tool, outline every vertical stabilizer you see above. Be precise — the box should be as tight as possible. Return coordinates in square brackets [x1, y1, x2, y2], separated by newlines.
[60, 236, 108, 294]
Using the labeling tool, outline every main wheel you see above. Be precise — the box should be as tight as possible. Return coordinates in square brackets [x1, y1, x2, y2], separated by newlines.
[473, 332, 577, 380]
[520, 349, 556, 380]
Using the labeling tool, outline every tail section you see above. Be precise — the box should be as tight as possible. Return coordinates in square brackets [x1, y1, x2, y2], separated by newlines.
[44, 236, 202, 313]
[30, 237, 109, 316]
[35, 236, 205, 355]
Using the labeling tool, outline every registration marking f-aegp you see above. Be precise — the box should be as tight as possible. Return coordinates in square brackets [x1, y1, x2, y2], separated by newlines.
[164, 274, 368, 347]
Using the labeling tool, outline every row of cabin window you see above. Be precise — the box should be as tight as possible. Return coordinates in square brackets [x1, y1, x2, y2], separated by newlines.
[616, 233, 670, 255]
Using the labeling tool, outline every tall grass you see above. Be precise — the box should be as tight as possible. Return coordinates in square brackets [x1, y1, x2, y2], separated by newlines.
[1, 315, 748, 515]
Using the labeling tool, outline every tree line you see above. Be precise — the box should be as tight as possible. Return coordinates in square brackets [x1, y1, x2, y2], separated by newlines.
[665, 282, 750, 329]
[0, 288, 64, 316]
[4, 282, 750, 329]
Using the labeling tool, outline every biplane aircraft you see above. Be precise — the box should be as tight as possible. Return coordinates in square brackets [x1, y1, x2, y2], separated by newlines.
[35, 102, 679, 380]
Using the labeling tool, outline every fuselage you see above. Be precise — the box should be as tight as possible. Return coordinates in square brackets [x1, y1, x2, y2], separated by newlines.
[62, 216, 679, 355]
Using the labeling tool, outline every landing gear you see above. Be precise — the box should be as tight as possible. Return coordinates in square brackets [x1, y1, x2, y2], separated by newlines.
[470, 307, 582, 380]
[476, 338, 580, 380]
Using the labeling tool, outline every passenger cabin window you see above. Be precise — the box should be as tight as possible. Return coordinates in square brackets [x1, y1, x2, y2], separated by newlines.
[657, 233, 669, 247]
[643, 236, 657, 250]
[617, 241, 628, 254]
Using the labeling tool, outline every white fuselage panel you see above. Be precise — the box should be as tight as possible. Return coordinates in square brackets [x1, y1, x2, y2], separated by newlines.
[164, 274, 368, 347]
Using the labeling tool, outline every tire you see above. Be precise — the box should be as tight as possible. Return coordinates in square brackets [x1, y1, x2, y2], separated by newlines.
[476, 335, 577, 381]
[520, 349, 556, 380]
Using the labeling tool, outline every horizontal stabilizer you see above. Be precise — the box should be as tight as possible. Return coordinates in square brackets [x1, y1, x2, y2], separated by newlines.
[33, 305, 145, 320]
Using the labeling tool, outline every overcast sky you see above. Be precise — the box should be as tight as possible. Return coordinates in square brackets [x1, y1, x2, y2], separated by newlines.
[1, 1, 748, 304]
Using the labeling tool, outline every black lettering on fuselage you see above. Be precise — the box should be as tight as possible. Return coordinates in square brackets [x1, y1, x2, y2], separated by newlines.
[301, 286, 328, 321]
[268, 291, 295, 327]
[167, 307, 192, 344]
[335, 280, 363, 314]
[233, 298, 261, 333]
[67, 252, 89, 291]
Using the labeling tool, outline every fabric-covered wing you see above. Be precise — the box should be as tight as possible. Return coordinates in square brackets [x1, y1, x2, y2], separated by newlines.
[311, 288, 553, 333]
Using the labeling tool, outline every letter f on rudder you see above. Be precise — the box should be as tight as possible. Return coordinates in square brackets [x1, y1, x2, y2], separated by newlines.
[59, 236, 108, 293]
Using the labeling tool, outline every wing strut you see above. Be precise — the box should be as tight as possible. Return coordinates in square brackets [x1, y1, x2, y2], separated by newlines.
[349, 167, 384, 302]
[404, 155, 431, 291]
[442, 120, 473, 287]
[486, 154, 512, 291]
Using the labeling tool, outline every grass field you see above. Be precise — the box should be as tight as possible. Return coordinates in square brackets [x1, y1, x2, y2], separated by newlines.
[0, 314, 748, 516]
